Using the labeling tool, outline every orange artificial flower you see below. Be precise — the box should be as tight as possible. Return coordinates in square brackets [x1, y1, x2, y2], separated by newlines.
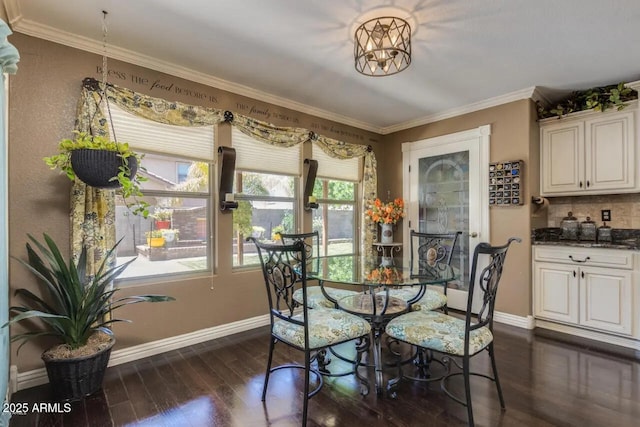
[365, 198, 406, 225]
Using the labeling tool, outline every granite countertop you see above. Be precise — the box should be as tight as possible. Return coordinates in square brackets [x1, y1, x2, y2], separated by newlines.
[532, 228, 640, 251]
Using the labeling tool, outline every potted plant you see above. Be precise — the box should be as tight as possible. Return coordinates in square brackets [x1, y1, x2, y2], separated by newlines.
[3, 233, 174, 401]
[145, 230, 165, 247]
[537, 82, 638, 119]
[43, 131, 149, 217]
[151, 208, 172, 230]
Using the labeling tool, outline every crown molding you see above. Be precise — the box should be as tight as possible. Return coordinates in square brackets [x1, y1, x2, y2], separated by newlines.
[380, 86, 539, 135]
[6, 8, 548, 137]
[626, 80, 640, 91]
[9, 17, 382, 134]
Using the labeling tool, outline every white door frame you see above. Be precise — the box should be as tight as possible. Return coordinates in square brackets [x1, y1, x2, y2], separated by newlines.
[401, 125, 491, 312]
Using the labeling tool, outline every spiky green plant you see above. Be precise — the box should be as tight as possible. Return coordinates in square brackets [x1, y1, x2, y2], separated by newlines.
[3, 233, 174, 351]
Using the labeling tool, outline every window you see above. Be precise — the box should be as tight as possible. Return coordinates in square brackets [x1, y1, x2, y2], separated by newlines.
[312, 145, 361, 256]
[176, 162, 190, 183]
[108, 103, 215, 280]
[231, 128, 300, 267]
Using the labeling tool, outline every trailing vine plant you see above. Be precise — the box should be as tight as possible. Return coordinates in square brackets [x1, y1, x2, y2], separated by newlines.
[537, 82, 638, 119]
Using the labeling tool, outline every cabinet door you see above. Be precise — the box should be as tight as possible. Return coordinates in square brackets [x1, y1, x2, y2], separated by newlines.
[534, 262, 579, 324]
[579, 266, 632, 336]
[585, 111, 635, 191]
[541, 121, 584, 194]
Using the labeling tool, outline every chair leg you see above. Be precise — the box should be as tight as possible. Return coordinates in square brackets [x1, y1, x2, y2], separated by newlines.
[489, 343, 506, 409]
[303, 349, 311, 427]
[262, 337, 276, 401]
[463, 355, 474, 427]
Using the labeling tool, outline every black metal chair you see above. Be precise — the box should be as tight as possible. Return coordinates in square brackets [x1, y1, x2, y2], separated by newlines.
[385, 237, 521, 426]
[278, 231, 358, 309]
[379, 230, 462, 313]
[249, 237, 371, 426]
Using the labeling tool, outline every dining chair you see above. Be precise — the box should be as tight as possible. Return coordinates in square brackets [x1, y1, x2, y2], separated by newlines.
[378, 230, 462, 313]
[385, 237, 521, 427]
[248, 237, 371, 426]
[278, 231, 359, 309]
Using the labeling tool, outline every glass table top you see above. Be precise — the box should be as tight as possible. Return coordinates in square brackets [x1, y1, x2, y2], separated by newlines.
[305, 255, 457, 287]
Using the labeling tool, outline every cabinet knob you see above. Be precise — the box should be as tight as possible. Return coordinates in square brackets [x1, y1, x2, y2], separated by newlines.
[573, 270, 576, 277]
[581, 271, 585, 279]
[586, 180, 590, 188]
[579, 181, 583, 188]
[469, 232, 478, 238]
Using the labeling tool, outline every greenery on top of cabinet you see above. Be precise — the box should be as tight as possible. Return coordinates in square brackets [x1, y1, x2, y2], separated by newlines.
[537, 82, 637, 119]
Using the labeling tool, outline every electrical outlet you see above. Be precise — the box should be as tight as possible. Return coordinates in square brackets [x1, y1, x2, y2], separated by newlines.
[601, 209, 611, 222]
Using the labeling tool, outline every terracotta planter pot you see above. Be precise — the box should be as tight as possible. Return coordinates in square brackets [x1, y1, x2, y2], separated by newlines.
[155, 220, 171, 230]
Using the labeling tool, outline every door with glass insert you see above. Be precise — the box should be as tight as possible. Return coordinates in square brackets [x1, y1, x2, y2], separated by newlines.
[403, 126, 490, 312]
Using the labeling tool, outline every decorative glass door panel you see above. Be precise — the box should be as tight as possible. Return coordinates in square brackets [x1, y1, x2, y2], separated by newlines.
[403, 126, 490, 312]
[418, 151, 470, 291]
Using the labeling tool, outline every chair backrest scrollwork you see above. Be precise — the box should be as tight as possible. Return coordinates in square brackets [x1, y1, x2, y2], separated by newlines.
[466, 237, 521, 334]
[410, 230, 462, 275]
[248, 237, 308, 329]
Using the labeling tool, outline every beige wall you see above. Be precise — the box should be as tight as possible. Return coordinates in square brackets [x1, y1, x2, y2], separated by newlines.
[381, 100, 540, 317]
[8, 34, 379, 371]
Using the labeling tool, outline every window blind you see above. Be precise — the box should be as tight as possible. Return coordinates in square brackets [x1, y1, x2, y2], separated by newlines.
[231, 127, 301, 175]
[312, 144, 361, 181]
[107, 102, 215, 160]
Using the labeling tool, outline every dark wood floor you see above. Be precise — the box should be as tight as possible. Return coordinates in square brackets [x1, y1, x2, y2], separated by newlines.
[9, 321, 640, 426]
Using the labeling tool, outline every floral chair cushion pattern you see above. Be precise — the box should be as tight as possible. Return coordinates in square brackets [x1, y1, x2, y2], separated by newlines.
[292, 286, 359, 309]
[385, 310, 494, 356]
[273, 308, 371, 350]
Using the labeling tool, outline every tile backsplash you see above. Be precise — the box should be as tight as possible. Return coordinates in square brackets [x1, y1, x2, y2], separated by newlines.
[547, 193, 640, 229]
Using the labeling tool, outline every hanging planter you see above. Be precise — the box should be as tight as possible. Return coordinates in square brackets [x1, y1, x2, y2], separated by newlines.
[70, 148, 138, 189]
[44, 131, 149, 217]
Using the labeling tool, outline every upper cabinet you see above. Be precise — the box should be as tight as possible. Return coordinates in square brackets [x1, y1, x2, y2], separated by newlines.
[540, 102, 638, 196]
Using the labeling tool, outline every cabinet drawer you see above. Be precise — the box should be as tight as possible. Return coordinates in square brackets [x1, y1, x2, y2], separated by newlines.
[533, 246, 634, 269]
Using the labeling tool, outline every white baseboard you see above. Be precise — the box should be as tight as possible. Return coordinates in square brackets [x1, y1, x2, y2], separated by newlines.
[494, 311, 535, 329]
[534, 319, 640, 351]
[14, 313, 270, 392]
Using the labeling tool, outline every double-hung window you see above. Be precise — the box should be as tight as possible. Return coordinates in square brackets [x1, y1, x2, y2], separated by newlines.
[231, 127, 300, 267]
[108, 103, 215, 280]
[311, 145, 360, 256]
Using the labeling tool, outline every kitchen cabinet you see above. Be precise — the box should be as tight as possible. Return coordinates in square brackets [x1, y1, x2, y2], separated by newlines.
[533, 246, 637, 338]
[540, 103, 637, 196]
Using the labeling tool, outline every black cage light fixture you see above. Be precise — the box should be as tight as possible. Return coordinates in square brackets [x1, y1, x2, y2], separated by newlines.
[354, 16, 411, 76]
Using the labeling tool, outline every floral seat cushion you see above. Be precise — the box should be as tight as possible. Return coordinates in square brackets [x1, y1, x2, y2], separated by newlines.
[273, 308, 371, 350]
[376, 287, 447, 311]
[293, 286, 359, 309]
[385, 310, 493, 356]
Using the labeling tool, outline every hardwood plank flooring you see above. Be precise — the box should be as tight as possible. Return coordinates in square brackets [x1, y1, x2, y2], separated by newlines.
[9, 322, 640, 426]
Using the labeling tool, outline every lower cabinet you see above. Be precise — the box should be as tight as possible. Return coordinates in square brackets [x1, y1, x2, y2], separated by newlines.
[533, 246, 637, 338]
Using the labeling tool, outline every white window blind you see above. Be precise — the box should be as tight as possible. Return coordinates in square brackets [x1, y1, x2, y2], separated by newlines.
[232, 127, 301, 175]
[107, 102, 215, 160]
[312, 144, 361, 181]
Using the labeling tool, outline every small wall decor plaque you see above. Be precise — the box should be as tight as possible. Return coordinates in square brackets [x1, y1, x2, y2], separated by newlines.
[489, 160, 523, 206]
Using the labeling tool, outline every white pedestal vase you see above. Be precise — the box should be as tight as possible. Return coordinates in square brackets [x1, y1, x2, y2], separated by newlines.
[380, 223, 393, 244]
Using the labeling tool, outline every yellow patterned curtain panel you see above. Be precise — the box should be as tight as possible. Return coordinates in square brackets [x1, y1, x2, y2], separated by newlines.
[72, 78, 224, 274]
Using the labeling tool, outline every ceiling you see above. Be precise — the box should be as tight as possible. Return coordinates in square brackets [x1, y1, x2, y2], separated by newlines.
[5, 0, 640, 134]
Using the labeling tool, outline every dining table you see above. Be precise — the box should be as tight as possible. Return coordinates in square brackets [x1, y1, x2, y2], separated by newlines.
[306, 254, 458, 395]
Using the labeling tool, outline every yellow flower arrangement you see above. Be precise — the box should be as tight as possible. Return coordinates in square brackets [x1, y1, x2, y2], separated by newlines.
[365, 198, 406, 224]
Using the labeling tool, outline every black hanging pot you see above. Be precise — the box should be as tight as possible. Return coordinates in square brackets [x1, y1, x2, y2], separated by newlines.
[70, 149, 138, 189]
